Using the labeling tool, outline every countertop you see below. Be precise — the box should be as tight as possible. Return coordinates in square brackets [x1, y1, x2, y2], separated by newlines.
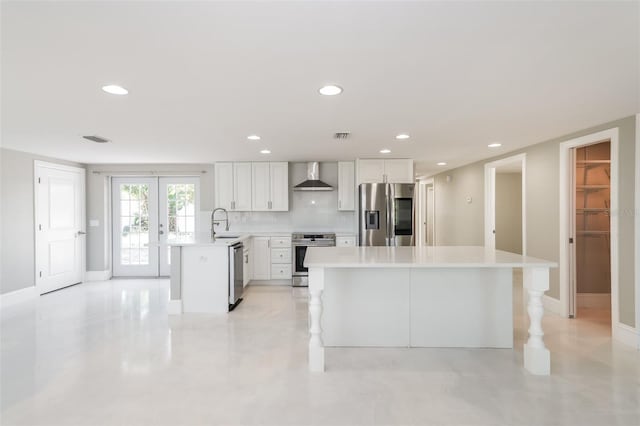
[304, 246, 557, 268]
[167, 233, 251, 247]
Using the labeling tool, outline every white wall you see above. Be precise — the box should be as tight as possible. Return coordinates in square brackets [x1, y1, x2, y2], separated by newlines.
[0, 148, 85, 295]
[433, 115, 636, 328]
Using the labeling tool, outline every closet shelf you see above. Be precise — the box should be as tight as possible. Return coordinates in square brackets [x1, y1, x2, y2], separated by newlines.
[576, 160, 610, 164]
[576, 185, 609, 191]
[576, 230, 610, 235]
[576, 208, 610, 212]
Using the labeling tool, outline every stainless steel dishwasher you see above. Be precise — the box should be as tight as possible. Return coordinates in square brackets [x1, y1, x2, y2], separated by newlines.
[229, 242, 244, 310]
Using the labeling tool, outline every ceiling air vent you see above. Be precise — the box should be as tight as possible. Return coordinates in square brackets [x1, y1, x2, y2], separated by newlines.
[82, 135, 111, 143]
[333, 132, 350, 140]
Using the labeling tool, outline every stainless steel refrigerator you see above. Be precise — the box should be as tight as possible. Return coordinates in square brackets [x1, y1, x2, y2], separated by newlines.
[359, 183, 416, 246]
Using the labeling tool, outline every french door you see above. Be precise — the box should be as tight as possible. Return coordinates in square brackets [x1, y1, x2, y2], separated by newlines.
[112, 177, 199, 277]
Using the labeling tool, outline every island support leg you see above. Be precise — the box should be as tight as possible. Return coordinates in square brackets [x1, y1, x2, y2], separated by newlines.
[523, 267, 551, 375]
[308, 267, 325, 372]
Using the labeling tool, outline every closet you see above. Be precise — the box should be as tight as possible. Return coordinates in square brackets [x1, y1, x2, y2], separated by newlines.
[574, 141, 611, 312]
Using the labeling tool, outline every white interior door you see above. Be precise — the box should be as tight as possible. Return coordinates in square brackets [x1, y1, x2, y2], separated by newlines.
[159, 177, 199, 276]
[35, 161, 85, 294]
[112, 178, 159, 277]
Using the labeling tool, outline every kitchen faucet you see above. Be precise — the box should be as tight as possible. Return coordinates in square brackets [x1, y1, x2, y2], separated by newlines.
[211, 208, 229, 238]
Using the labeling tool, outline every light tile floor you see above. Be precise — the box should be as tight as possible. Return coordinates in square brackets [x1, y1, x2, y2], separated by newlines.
[1, 277, 638, 426]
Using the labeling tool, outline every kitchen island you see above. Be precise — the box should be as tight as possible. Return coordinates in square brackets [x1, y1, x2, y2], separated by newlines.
[304, 246, 557, 375]
[167, 234, 250, 314]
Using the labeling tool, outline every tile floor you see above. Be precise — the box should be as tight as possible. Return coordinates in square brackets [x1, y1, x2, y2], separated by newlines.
[1, 277, 638, 426]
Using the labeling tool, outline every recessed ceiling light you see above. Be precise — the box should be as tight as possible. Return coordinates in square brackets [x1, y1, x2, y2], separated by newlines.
[488, 143, 502, 148]
[101, 85, 128, 95]
[247, 135, 261, 141]
[396, 134, 410, 140]
[380, 149, 391, 154]
[318, 85, 343, 96]
[260, 149, 271, 154]
[437, 162, 447, 166]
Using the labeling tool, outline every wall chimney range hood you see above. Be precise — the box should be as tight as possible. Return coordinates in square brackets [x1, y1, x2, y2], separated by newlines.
[294, 162, 333, 191]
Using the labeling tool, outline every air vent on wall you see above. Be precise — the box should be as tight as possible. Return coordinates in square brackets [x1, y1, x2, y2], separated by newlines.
[82, 135, 111, 143]
[333, 132, 350, 140]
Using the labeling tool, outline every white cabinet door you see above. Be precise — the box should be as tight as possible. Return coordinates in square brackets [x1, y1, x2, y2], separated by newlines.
[269, 162, 289, 211]
[252, 163, 271, 211]
[338, 161, 355, 211]
[242, 246, 251, 287]
[358, 159, 386, 184]
[233, 162, 252, 211]
[336, 235, 357, 247]
[252, 237, 271, 280]
[384, 159, 414, 183]
[214, 163, 234, 210]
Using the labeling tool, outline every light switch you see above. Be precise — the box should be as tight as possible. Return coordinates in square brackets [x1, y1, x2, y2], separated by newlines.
[89, 219, 100, 227]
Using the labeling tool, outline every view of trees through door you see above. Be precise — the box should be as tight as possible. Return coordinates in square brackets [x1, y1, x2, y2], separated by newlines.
[112, 176, 199, 277]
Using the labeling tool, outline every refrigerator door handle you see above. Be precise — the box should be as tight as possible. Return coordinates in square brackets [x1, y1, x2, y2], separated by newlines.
[387, 184, 395, 246]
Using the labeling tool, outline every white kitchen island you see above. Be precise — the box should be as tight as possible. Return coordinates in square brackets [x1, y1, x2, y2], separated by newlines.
[167, 234, 250, 314]
[304, 246, 557, 375]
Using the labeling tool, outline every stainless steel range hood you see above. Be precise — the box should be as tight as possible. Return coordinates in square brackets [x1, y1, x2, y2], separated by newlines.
[293, 162, 333, 191]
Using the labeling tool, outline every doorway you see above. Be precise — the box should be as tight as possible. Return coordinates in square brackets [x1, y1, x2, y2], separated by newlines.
[34, 161, 86, 294]
[571, 141, 611, 320]
[484, 154, 526, 255]
[416, 178, 435, 246]
[559, 127, 619, 330]
[112, 176, 200, 277]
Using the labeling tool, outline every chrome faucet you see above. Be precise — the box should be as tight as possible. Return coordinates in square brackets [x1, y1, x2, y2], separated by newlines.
[211, 208, 229, 238]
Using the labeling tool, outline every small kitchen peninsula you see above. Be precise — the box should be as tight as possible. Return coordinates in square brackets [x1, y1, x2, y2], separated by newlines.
[304, 246, 557, 375]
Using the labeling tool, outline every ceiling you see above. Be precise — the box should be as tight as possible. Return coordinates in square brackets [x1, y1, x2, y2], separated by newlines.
[1, 1, 638, 176]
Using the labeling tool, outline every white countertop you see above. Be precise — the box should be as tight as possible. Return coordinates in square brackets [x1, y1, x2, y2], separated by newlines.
[167, 233, 251, 247]
[304, 246, 557, 268]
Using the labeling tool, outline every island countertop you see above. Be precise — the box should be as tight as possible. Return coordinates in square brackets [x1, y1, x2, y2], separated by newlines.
[166, 233, 250, 247]
[304, 246, 557, 269]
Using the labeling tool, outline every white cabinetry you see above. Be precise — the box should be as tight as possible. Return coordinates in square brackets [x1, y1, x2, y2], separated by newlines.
[251, 162, 289, 211]
[357, 159, 414, 184]
[270, 236, 291, 279]
[336, 235, 357, 247]
[250, 235, 292, 281]
[233, 162, 253, 211]
[242, 242, 252, 287]
[215, 162, 253, 211]
[214, 162, 234, 210]
[252, 237, 271, 280]
[338, 161, 356, 211]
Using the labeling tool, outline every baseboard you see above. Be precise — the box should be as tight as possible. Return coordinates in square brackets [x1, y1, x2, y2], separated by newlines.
[613, 323, 639, 349]
[249, 279, 292, 286]
[168, 299, 183, 315]
[0, 286, 37, 308]
[85, 270, 112, 282]
[577, 293, 611, 309]
[542, 295, 562, 315]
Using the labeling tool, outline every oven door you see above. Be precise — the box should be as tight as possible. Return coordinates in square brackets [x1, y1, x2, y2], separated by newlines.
[293, 244, 308, 276]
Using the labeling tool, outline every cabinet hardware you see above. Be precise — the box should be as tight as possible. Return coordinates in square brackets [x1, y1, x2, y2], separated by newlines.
[339, 200, 341, 209]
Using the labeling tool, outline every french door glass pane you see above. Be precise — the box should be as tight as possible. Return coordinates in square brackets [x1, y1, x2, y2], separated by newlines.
[165, 183, 196, 265]
[119, 183, 150, 265]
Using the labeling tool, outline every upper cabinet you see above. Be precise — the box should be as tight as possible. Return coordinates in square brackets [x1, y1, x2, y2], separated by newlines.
[338, 161, 356, 211]
[215, 162, 253, 211]
[251, 162, 289, 211]
[216, 162, 288, 212]
[357, 159, 414, 184]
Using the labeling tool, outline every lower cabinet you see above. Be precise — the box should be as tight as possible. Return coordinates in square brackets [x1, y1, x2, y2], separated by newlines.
[251, 235, 292, 281]
[242, 243, 251, 287]
[252, 237, 271, 280]
[336, 235, 357, 247]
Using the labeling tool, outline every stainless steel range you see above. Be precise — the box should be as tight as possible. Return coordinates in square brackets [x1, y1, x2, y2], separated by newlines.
[292, 232, 336, 287]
